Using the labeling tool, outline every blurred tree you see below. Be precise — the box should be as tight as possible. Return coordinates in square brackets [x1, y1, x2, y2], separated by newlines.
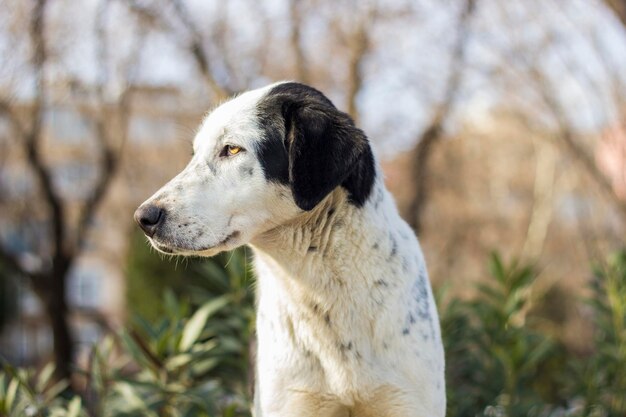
[406, 0, 477, 234]
[0, 0, 143, 382]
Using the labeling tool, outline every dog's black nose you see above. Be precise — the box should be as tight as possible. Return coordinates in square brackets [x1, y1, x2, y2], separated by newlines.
[134, 205, 165, 237]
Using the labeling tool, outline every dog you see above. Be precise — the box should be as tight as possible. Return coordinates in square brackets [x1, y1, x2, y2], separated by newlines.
[134, 82, 445, 417]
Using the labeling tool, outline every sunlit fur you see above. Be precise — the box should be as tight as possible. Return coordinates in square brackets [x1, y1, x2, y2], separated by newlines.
[137, 82, 446, 417]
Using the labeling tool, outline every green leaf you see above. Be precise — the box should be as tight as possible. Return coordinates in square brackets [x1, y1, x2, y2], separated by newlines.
[43, 379, 70, 404]
[114, 382, 153, 414]
[179, 296, 230, 352]
[5, 377, 18, 411]
[166, 353, 193, 371]
[36, 362, 55, 392]
[489, 252, 506, 284]
[66, 396, 82, 417]
[191, 358, 219, 376]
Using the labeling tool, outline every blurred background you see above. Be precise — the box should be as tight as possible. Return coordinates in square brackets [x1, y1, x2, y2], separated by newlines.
[0, 0, 625, 416]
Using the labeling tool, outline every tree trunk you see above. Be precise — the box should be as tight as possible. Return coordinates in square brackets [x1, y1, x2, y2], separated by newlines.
[407, 123, 444, 234]
[44, 273, 74, 382]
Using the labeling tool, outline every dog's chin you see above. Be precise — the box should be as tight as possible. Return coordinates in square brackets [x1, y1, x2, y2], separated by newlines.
[148, 231, 241, 257]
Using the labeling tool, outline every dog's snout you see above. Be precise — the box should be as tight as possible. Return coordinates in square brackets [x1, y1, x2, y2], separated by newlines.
[134, 204, 165, 237]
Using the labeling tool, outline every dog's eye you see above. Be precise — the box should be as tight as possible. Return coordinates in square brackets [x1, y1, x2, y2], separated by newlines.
[220, 144, 243, 157]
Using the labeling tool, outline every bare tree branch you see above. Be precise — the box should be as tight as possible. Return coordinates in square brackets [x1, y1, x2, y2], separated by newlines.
[603, 0, 626, 28]
[288, 0, 309, 84]
[122, 0, 232, 100]
[520, 57, 626, 219]
[75, 1, 141, 252]
[521, 137, 557, 260]
[407, 0, 476, 233]
[345, 19, 370, 124]
[169, 0, 231, 100]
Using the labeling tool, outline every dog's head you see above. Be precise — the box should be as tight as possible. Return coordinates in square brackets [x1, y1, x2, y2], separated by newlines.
[134, 82, 375, 256]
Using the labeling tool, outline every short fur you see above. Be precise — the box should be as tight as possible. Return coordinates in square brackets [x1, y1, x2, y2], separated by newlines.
[134, 82, 445, 417]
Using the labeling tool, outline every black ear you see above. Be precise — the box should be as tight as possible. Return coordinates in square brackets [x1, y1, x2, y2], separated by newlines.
[282, 90, 373, 211]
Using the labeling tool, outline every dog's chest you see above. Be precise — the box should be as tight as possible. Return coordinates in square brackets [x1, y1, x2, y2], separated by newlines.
[254, 236, 427, 397]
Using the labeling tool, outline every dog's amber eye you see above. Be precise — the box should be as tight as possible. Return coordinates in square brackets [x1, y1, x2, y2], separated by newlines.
[221, 144, 243, 157]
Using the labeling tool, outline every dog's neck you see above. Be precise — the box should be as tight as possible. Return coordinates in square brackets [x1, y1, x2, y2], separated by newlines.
[252, 188, 362, 259]
[249, 177, 408, 304]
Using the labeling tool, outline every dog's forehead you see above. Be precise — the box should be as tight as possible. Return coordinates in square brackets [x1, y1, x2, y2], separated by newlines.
[193, 84, 278, 151]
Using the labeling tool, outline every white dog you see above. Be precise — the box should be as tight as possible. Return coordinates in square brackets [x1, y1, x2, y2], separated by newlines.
[135, 82, 446, 417]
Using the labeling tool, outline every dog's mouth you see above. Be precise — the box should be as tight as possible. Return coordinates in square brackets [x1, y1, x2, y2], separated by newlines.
[149, 231, 240, 255]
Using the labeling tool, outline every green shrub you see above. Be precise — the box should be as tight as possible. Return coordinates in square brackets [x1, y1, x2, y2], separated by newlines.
[1, 248, 253, 417]
[440, 252, 565, 417]
[0, 362, 86, 417]
[568, 251, 626, 417]
[2, 250, 626, 417]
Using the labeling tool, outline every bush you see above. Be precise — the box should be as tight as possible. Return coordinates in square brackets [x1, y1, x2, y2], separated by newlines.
[569, 251, 626, 416]
[441, 250, 626, 417]
[1, 248, 254, 417]
[1, 250, 625, 416]
[440, 253, 565, 417]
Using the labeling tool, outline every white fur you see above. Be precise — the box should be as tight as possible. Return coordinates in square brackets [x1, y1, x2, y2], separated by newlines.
[137, 83, 446, 417]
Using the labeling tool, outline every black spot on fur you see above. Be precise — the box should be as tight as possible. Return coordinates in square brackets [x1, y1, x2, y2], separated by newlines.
[373, 188, 384, 209]
[338, 341, 353, 354]
[401, 256, 409, 272]
[388, 234, 398, 260]
[239, 165, 254, 177]
[373, 242, 379, 250]
[328, 208, 335, 217]
[402, 328, 410, 336]
[374, 279, 388, 287]
[205, 161, 217, 176]
[324, 312, 331, 326]
[256, 82, 376, 211]
[413, 271, 431, 322]
[308, 246, 318, 252]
